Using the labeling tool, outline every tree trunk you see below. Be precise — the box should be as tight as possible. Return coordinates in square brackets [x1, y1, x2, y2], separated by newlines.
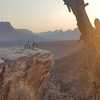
[63, 0, 100, 87]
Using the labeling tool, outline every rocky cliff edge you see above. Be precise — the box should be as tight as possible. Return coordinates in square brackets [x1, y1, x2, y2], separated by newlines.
[0, 47, 54, 100]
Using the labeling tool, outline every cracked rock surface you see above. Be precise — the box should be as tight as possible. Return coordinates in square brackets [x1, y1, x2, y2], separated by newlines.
[0, 47, 54, 100]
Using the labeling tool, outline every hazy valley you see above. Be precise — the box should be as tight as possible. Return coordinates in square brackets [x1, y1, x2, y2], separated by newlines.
[0, 22, 96, 100]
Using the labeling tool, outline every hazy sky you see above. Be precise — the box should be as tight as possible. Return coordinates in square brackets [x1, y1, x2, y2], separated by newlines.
[0, 0, 100, 32]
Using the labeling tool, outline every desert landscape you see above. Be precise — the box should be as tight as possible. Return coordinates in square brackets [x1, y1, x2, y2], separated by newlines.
[0, 0, 100, 100]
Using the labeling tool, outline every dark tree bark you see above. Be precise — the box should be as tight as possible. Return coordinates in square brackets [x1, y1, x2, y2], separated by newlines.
[63, 0, 100, 90]
[63, 0, 94, 42]
[63, 1, 100, 99]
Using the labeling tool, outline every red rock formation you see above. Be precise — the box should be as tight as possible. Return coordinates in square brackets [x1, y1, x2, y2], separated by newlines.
[0, 48, 54, 100]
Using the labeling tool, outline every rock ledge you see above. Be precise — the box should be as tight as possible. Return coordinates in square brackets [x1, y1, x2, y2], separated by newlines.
[0, 47, 54, 100]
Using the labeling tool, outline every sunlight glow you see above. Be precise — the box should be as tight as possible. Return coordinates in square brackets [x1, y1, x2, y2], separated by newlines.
[0, 0, 100, 32]
[85, 0, 100, 26]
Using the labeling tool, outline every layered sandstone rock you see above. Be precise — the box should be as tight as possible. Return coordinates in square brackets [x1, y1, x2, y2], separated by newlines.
[0, 47, 54, 100]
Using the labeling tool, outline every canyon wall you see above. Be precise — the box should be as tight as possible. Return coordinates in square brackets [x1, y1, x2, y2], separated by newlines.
[0, 48, 54, 100]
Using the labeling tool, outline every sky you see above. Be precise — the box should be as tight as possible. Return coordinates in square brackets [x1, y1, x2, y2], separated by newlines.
[0, 0, 100, 32]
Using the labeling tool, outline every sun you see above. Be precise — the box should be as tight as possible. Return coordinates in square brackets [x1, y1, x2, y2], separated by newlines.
[85, 0, 100, 25]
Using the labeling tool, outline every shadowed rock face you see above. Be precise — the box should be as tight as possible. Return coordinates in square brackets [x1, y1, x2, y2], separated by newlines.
[0, 22, 15, 33]
[42, 43, 88, 100]
[0, 48, 54, 100]
[42, 42, 99, 100]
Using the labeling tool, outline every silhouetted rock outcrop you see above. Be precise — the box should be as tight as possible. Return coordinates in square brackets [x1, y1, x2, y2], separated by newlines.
[0, 22, 15, 33]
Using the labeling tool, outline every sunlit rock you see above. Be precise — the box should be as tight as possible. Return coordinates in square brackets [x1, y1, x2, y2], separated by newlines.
[0, 47, 54, 100]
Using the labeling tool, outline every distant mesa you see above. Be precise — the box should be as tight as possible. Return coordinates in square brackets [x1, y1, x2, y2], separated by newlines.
[0, 22, 15, 32]
[38, 28, 81, 41]
[0, 21, 44, 43]
[0, 21, 80, 44]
